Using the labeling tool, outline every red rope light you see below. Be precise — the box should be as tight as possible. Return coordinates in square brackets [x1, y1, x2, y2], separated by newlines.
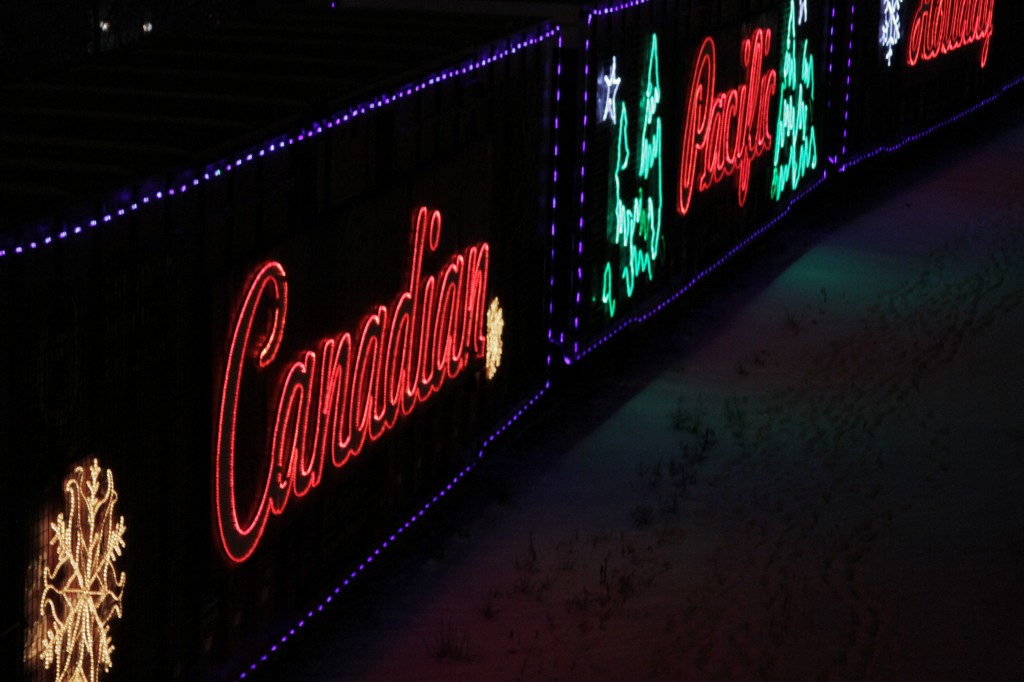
[677, 28, 778, 216]
[215, 207, 491, 562]
[906, 0, 996, 68]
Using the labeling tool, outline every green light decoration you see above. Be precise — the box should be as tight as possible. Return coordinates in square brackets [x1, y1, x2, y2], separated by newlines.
[771, 0, 818, 201]
[601, 33, 663, 319]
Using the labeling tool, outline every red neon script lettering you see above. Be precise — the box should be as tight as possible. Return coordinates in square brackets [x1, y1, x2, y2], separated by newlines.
[215, 207, 490, 562]
[907, 0, 996, 68]
[677, 29, 778, 216]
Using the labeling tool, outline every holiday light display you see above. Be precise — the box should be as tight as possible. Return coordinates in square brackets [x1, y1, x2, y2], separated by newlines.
[215, 207, 491, 562]
[772, 0, 819, 200]
[906, 0, 996, 67]
[677, 28, 778, 215]
[600, 34, 663, 319]
[485, 297, 504, 380]
[600, 56, 622, 123]
[7, 3, 1024, 680]
[39, 459, 126, 682]
[880, 0, 904, 66]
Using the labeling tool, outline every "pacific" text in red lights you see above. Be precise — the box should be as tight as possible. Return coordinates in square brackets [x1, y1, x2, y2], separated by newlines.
[677, 29, 778, 215]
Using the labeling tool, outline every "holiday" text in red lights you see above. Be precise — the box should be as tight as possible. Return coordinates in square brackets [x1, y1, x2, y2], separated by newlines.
[907, 0, 996, 68]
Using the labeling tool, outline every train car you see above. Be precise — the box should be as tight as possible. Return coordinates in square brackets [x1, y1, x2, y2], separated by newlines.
[554, 0, 833, 361]
[1, 6, 558, 681]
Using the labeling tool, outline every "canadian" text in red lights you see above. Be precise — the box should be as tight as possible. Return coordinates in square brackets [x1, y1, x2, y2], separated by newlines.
[677, 29, 778, 216]
[215, 207, 490, 562]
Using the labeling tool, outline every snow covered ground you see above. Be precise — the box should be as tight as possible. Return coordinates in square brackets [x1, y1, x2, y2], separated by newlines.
[252, 102, 1024, 681]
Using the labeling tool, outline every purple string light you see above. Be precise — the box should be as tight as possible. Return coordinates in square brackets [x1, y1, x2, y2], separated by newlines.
[591, 0, 651, 17]
[828, 3, 837, 77]
[841, 73, 1024, 171]
[547, 34, 564, 374]
[842, 2, 856, 158]
[0, 27, 560, 261]
[826, 4, 839, 164]
[232, 387, 548, 681]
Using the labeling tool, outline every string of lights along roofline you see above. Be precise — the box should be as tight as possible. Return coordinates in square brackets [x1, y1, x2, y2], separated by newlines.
[0, 27, 560, 260]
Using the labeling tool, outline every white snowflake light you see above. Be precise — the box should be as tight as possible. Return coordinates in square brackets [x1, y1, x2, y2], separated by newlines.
[880, 0, 903, 67]
[485, 297, 504, 380]
[39, 459, 126, 682]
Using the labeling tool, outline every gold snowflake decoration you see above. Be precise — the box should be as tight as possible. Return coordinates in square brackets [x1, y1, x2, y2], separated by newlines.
[485, 297, 504, 380]
[40, 459, 126, 682]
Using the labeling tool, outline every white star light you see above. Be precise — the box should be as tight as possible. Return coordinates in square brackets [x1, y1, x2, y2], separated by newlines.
[602, 57, 622, 123]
